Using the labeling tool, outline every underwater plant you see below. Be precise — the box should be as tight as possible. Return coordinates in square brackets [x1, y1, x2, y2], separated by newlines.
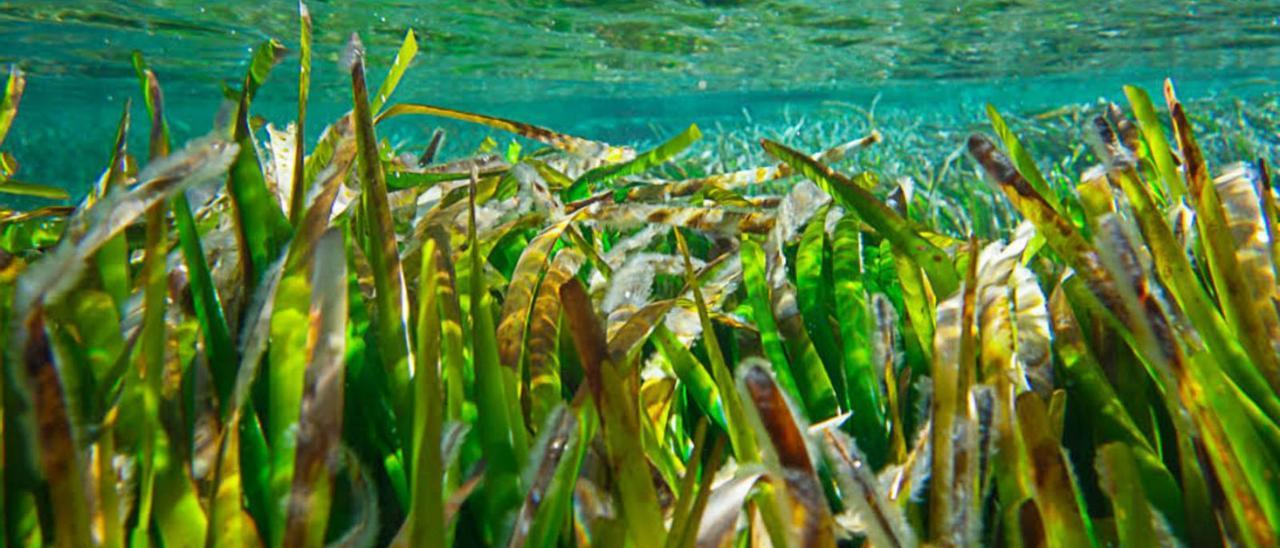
[3, 5, 1280, 547]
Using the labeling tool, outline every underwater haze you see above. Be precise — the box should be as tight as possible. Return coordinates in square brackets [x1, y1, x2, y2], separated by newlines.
[4, 0, 1280, 195]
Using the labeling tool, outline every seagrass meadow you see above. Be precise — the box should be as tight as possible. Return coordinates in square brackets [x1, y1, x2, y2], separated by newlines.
[5, 8, 1280, 548]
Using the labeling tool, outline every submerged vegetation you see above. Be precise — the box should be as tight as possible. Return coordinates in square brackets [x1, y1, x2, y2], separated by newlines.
[4, 7, 1280, 547]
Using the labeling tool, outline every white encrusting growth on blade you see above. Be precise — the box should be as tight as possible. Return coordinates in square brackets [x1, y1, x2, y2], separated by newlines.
[975, 235, 1032, 392]
[14, 136, 238, 317]
[339, 32, 364, 72]
[265, 123, 297, 213]
[602, 224, 667, 270]
[583, 202, 775, 236]
[1215, 162, 1280, 354]
[871, 293, 900, 387]
[1011, 263, 1053, 391]
[513, 161, 562, 217]
[761, 179, 830, 294]
[773, 179, 830, 245]
[822, 426, 918, 548]
[973, 224, 1052, 393]
[602, 253, 696, 314]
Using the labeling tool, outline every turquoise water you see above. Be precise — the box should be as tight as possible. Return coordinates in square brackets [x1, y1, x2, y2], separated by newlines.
[3, 0, 1280, 196]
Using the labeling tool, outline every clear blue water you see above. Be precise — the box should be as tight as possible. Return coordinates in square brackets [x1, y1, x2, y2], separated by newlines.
[3, 0, 1280, 197]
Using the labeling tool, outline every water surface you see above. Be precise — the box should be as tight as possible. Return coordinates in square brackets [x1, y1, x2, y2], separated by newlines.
[3, 0, 1279, 195]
